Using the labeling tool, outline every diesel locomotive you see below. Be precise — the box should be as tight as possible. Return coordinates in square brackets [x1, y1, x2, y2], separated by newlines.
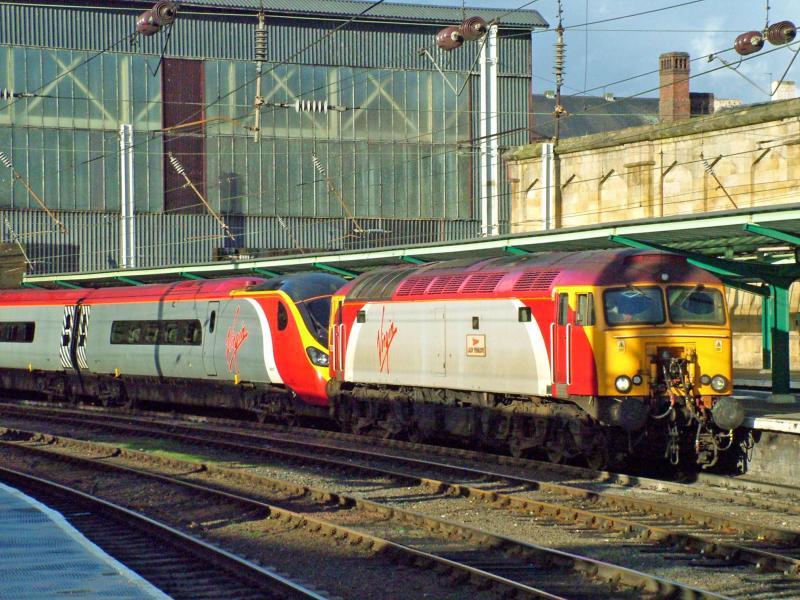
[0, 249, 744, 468]
[328, 249, 744, 468]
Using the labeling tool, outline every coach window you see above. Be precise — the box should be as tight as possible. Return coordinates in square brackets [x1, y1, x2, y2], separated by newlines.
[557, 293, 569, 325]
[277, 302, 288, 331]
[0, 322, 35, 343]
[209, 311, 216, 333]
[575, 293, 595, 326]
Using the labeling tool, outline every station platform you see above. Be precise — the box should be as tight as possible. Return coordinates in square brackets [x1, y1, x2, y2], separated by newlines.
[0, 481, 169, 599]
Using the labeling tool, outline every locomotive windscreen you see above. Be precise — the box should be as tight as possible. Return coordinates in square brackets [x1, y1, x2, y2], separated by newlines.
[249, 273, 346, 344]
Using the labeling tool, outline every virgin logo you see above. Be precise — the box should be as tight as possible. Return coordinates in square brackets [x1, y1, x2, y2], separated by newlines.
[226, 305, 249, 375]
[376, 306, 398, 374]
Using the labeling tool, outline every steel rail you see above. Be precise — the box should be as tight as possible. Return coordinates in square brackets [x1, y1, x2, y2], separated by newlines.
[0, 431, 726, 600]
[28, 415, 800, 578]
[7, 400, 797, 511]
[4, 404, 800, 574]
[0, 465, 327, 600]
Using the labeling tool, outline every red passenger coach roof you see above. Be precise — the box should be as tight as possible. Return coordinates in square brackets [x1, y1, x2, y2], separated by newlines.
[0, 277, 265, 306]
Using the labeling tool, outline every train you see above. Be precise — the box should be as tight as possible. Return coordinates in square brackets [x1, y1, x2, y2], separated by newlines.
[0, 248, 745, 469]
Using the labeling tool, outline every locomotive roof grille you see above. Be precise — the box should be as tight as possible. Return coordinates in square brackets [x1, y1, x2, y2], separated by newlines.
[513, 270, 560, 292]
[396, 275, 436, 296]
[427, 274, 469, 295]
[461, 272, 505, 293]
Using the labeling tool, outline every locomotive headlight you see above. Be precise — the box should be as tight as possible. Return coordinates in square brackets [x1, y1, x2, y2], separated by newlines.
[306, 347, 330, 367]
[615, 375, 633, 393]
[710, 374, 728, 392]
[631, 374, 643, 386]
[699, 374, 712, 386]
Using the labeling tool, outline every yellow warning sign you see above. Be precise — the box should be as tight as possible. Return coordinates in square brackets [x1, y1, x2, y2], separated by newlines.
[466, 334, 486, 357]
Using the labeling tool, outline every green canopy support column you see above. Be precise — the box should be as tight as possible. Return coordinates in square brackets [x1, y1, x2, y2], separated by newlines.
[761, 289, 772, 370]
[765, 279, 793, 396]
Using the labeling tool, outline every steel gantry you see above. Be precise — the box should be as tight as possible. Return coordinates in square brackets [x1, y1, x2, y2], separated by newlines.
[20, 203, 800, 395]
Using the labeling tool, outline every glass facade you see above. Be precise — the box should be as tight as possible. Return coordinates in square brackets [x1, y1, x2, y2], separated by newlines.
[0, 45, 473, 220]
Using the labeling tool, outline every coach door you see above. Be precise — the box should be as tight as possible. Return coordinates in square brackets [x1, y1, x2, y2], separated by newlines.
[59, 303, 91, 371]
[551, 292, 571, 397]
[331, 297, 345, 380]
[203, 301, 219, 376]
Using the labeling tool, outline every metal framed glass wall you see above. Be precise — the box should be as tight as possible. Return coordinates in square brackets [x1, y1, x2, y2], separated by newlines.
[204, 61, 472, 220]
[0, 46, 163, 213]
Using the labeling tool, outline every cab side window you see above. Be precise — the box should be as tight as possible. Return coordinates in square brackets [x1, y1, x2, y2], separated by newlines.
[557, 293, 569, 325]
[277, 302, 288, 331]
[575, 293, 595, 326]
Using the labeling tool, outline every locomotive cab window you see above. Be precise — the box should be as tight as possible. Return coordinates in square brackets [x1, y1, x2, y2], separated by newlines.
[667, 286, 726, 325]
[575, 293, 595, 326]
[604, 286, 665, 326]
[0, 321, 35, 343]
[557, 293, 569, 325]
[277, 302, 288, 331]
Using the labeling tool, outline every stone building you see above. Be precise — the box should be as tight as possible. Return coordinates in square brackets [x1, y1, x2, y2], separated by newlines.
[505, 54, 800, 370]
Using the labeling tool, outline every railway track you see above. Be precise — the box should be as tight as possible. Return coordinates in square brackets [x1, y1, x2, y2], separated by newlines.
[0, 424, 725, 600]
[3, 404, 800, 597]
[0, 465, 326, 600]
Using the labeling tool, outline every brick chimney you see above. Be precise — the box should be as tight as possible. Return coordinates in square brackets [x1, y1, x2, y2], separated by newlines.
[659, 52, 690, 123]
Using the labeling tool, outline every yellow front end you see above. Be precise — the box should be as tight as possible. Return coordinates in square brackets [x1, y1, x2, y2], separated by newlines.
[594, 283, 732, 401]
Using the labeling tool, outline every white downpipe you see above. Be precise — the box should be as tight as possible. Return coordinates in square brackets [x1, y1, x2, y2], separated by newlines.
[541, 142, 554, 230]
[119, 124, 135, 268]
[479, 25, 499, 237]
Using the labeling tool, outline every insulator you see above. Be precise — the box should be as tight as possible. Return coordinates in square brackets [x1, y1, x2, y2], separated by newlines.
[153, 0, 178, 26]
[435, 26, 463, 51]
[0, 89, 19, 100]
[136, 9, 162, 36]
[311, 154, 326, 175]
[293, 99, 329, 113]
[734, 31, 764, 56]
[459, 16, 487, 41]
[255, 21, 268, 61]
[0, 152, 12, 169]
[766, 21, 796, 45]
[168, 153, 186, 176]
[553, 38, 566, 82]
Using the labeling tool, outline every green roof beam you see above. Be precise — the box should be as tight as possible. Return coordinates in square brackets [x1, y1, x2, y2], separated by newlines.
[401, 256, 427, 265]
[608, 235, 780, 280]
[252, 268, 281, 278]
[313, 263, 359, 278]
[504, 246, 530, 255]
[718, 277, 769, 297]
[180, 272, 206, 280]
[115, 276, 144, 286]
[21, 282, 43, 289]
[54, 280, 83, 289]
[743, 223, 800, 246]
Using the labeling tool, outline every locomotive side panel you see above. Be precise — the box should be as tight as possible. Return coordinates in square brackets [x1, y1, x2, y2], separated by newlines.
[344, 299, 550, 396]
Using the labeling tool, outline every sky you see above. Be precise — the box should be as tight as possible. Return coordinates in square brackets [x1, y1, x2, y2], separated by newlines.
[389, 0, 799, 104]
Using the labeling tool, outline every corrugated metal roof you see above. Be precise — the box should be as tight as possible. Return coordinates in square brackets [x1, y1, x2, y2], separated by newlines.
[178, 0, 548, 29]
